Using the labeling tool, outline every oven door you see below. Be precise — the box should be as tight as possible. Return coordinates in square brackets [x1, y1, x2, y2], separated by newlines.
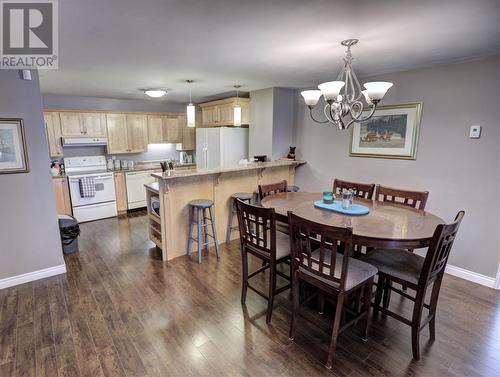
[68, 173, 116, 207]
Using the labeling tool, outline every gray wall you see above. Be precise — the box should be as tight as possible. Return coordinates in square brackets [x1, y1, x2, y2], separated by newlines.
[294, 56, 500, 278]
[249, 87, 295, 160]
[0, 71, 65, 280]
[249, 88, 274, 158]
[42, 94, 185, 112]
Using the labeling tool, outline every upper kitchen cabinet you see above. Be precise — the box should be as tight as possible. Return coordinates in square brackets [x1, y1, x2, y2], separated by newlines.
[106, 113, 148, 154]
[199, 97, 250, 127]
[176, 114, 196, 151]
[126, 114, 148, 152]
[60, 111, 107, 137]
[44, 111, 63, 157]
[147, 114, 181, 143]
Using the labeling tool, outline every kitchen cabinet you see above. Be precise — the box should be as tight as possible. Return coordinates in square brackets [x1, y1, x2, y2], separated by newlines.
[147, 115, 181, 143]
[176, 114, 196, 151]
[52, 176, 72, 215]
[199, 97, 250, 127]
[60, 111, 106, 137]
[106, 113, 148, 154]
[113, 172, 128, 214]
[44, 112, 63, 157]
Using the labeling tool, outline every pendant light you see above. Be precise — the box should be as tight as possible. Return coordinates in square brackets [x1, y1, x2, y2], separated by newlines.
[186, 80, 196, 128]
[233, 85, 242, 127]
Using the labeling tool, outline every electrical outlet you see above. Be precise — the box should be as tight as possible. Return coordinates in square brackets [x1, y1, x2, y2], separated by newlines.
[469, 125, 481, 139]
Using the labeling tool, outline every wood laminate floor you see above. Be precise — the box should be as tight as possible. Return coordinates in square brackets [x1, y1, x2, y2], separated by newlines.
[1, 212, 499, 377]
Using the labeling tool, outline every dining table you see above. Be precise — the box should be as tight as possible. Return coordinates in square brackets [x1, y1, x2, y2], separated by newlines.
[261, 192, 445, 250]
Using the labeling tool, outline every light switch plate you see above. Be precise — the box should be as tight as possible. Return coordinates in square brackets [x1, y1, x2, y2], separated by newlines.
[469, 125, 481, 139]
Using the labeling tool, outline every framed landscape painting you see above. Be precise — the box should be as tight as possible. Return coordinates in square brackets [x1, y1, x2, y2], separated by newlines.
[350, 102, 422, 160]
[0, 118, 29, 174]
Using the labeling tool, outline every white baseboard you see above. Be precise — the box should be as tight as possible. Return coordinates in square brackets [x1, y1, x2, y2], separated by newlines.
[0, 264, 67, 290]
[445, 264, 497, 289]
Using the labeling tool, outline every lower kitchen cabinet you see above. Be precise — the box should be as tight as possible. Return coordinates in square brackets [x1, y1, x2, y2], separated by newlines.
[113, 172, 128, 214]
[52, 176, 72, 215]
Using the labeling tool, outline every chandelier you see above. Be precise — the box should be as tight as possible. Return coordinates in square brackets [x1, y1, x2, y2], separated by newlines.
[301, 39, 393, 130]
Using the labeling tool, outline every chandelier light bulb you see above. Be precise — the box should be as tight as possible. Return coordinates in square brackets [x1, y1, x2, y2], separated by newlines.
[301, 90, 322, 107]
[363, 82, 393, 101]
[318, 81, 345, 101]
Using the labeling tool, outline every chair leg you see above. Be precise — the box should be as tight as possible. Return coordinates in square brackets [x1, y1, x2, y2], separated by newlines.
[360, 278, 374, 341]
[428, 274, 444, 341]
[187, 206, 193, 256]
[241, 249, 248, 305]
[325, 292, 345, 370]
[209, 206, 219, 259]
[411, 289, 426, 360]
[318, 293, 325, 315]
[203, 208, 209, 253]
[289, 273, 299, 340]
[226, 199, 235, 245]
[373, 275, 384, 316]
[196, 209, 202, 264]
[266, 261, 277, 324]
[382, 279, 392, 309]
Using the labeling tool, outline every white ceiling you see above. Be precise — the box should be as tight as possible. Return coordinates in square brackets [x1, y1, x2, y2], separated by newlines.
[39, 0, 500, 103]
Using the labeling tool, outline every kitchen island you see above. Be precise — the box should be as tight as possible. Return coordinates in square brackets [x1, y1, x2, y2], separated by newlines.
[148, 160, 304, 261]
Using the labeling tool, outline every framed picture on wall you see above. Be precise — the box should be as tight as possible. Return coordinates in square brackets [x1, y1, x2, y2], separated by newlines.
[0, 118, 29, 174]
[350, 102, 422, 160]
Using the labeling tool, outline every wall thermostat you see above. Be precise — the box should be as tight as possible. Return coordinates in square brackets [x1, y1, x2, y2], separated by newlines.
[469, 125, 481, 139]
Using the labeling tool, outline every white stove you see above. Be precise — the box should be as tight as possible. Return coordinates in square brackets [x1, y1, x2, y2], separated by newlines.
[64, 156, 117, 222]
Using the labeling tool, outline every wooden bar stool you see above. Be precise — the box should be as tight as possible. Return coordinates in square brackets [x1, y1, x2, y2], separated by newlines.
[226, 192, 253, 244]
[187, 199, 220, 263]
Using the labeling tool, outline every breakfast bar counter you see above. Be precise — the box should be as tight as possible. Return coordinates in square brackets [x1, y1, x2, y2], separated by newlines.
[150, 160, 304, 261]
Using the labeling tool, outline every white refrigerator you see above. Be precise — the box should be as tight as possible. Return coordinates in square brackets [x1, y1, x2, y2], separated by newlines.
[196, 127, 249, 169]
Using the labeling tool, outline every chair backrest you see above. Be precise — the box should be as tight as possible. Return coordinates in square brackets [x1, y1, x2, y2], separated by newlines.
[258, 180, 288, 200]
[288, 211, 353, 292]
[333, 179, 375, 199]
[420, 211, 465, 286]
[375, 185, 429, 210]
[235, 198, 277, 259]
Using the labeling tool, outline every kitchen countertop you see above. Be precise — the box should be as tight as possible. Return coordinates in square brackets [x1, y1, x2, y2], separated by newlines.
[144, 182, 160, 193]
[152, 160, 304, 181]
[109, 163, 196, 173]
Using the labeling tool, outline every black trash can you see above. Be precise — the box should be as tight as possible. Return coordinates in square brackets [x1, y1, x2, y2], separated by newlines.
[58, 215, 80, 254]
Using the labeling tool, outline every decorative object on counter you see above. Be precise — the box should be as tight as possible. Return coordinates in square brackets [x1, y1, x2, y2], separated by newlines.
[287, 146, 296, 160]
[50, 160, 61, 176]
[114, 159, 121, 170]
[350, 102, 422, 160]
[238, 158, 250, 165]
[107, 158, 114, 170]
[322, 191, 334, 204]
[342, 189, 354, 210]
[0, 118, 29, 174]
[120, 160, 129, 170]
[128, 160, 134, 169]
[301, 39, 393, 130]
[186, 80, 196, 128]
[254, 155, 267, 163]
[233, 85, 242, 127]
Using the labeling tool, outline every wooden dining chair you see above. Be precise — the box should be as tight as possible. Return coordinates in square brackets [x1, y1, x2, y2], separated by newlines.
[258, 180, 288, 201]
[333, 179, 375, 199]
[374, 185, 429, 210]
[235, 199, 291, 323]
[360, 211, 465, 360]
[287, 212, 377, 369]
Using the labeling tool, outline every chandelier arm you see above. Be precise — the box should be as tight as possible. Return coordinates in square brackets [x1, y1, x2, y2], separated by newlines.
[349, 65, 363, 101]
[324, 104, 336, 123]
[308, 106, 330, 124]
[349, 103, 378, 124]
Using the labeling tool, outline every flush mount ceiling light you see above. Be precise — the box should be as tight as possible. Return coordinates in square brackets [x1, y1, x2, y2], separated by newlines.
[186, 80, 196, 128]
[144, 88, 167, 98]
[233, 85, 242, 127]
[301, 39, 393, 130]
